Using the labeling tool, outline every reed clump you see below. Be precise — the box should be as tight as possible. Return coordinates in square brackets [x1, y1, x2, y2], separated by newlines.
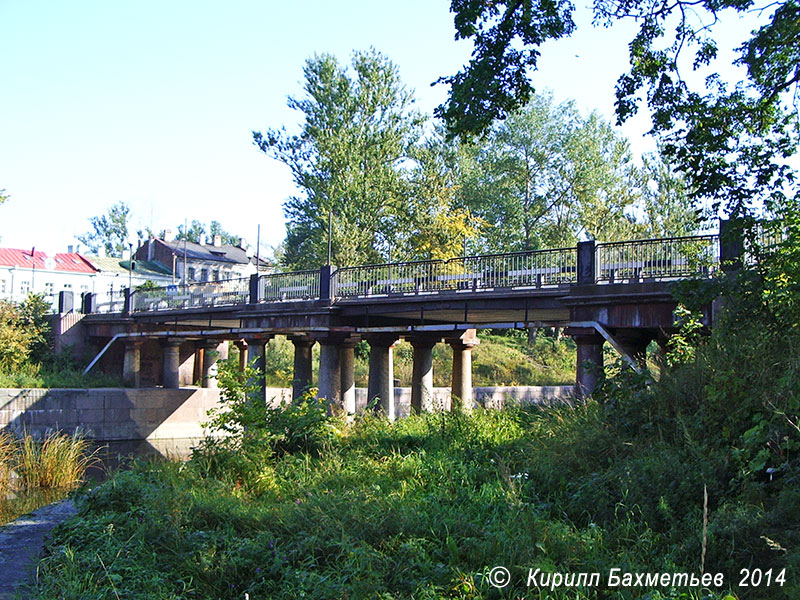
[0, 432, 15, 496]
[3, 430, 98, 491]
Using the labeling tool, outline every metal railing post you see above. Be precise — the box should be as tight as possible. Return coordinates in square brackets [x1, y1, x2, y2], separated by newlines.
[123, 288, 132, 315]
[249, 273, 260, 304]
[577, 240, 596, 284]
[320, 265, 332, 301]
[81, 292, 96, 314]
[719, 218, 743, 272]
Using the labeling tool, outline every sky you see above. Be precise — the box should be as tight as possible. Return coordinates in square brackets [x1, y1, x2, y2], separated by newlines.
[0, 0, 760, 256]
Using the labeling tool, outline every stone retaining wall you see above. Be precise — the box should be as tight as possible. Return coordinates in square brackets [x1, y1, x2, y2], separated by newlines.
[0, 385, 573, 458]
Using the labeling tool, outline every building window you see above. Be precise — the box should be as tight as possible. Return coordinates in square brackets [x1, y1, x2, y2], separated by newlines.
[44, 282, 54, 297]
[63, 283, 72, 290]
[20, 281, 30, 294]
[200, 268, 208, 282]
[0, 279, 6, 294]
[187, 267, 195, 281]
[213, 270, 219, 282]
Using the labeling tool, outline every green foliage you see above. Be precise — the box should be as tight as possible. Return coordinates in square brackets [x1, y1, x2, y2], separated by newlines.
[255, 49, 426, 269]
[78, 201, 131, 256]
[455, 93, 697, 252]
[442, 0, 799, 222]
[204, 357, 340, 460]
[436, 0, 576, 137]
[0, 300, 33, 372]
[173, 219, 240, 246]
[0, 293, 52, 372]
[0, 188, 8, 205]
[30, 404, 793, 599]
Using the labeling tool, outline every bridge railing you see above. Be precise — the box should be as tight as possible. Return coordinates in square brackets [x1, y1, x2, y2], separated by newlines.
[131, 277, 251, 312]
[595, 234, 720, 283]
[92, 291, 126, 314]
[258, 270, 320, 302]
[332, 247, 577, 299]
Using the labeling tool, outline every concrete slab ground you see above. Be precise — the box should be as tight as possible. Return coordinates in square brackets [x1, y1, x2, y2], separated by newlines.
[0, 499, 77, 599]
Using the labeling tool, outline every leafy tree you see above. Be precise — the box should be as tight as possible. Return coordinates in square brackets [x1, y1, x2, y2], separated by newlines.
[637, 153, 698, 237]
[0, 189, 8, 205]
[175, 220, 206, 244]
[455, 93, 691, 252]
[440, 0, 799, 222]
[396, 135, 485, 260]
[254, 49, 425, 269]
[78, 202, 131, 256]
[435, 0, 576, 136]
[209, 221, 241, 246]
[0, 293, 52, 372]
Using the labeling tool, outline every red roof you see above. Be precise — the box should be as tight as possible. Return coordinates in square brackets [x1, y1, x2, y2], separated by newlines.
[52, 253, 97, 273]
[0, 249, 97, 273]
[0, 248, 47, 269]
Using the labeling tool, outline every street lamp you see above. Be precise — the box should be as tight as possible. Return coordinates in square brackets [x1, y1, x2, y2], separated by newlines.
[128, 242, 133, 291]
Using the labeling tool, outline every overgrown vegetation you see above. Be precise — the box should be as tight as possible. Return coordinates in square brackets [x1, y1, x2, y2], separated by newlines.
[0, 292, 122, 388]
[26, 229, 799, 597]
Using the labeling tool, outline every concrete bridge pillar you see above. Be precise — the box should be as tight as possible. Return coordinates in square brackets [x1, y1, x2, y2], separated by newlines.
[201, 341, 223, 389]
[366, 334, 400, 420]
[290, 336, 314, 401]
[161, 339, 183, 389]
[568, 328, 605, 398]
[234, 340, 248, 373]
[340, 340, 358, 414]
[447, 329, 479, 413]
[317, 338, 342, 413]
[122, 340, 143, 388]
[409, 335, 440, 414]
[243, 336, 271, 403]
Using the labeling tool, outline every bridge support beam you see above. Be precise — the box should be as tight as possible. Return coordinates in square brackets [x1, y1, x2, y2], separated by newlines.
[318, 339, 342, 413]
[568, 329, 604, 398]
[448, 329, 479, 413]
[409, 336, 439, 414]
[122, 340, 143, 388]
[161, 339, 183, 389]
[340, 340, 357, 414]
[616, 331, 654, 367]
[366, 334, 400, 420]
[290, 336, 314, 401]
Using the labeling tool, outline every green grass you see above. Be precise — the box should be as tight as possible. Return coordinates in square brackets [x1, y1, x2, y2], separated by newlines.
[26, 401, 797, 599]
[0, 363, 123, 388]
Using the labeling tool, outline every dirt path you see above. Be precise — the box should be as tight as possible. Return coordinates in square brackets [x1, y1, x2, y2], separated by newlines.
[0, 499, 77, 599]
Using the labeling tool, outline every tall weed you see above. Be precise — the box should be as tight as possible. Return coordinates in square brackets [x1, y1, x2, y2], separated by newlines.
[16, 430, 99, 489]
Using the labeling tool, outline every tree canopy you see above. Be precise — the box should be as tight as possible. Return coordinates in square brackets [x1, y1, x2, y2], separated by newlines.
[254, 49, 428, 268]
[452, 93, 695, 252]
[439, 0, 800, 218]
[78, 202, 132, 256]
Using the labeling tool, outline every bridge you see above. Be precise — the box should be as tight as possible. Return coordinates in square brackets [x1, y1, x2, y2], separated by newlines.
[67, 227, 740, 418]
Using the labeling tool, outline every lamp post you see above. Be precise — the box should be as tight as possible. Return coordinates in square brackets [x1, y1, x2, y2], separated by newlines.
[128, 242, 133, 291]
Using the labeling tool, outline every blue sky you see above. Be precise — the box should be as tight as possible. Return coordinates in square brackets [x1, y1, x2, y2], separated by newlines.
[0, 1, 756, 255]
